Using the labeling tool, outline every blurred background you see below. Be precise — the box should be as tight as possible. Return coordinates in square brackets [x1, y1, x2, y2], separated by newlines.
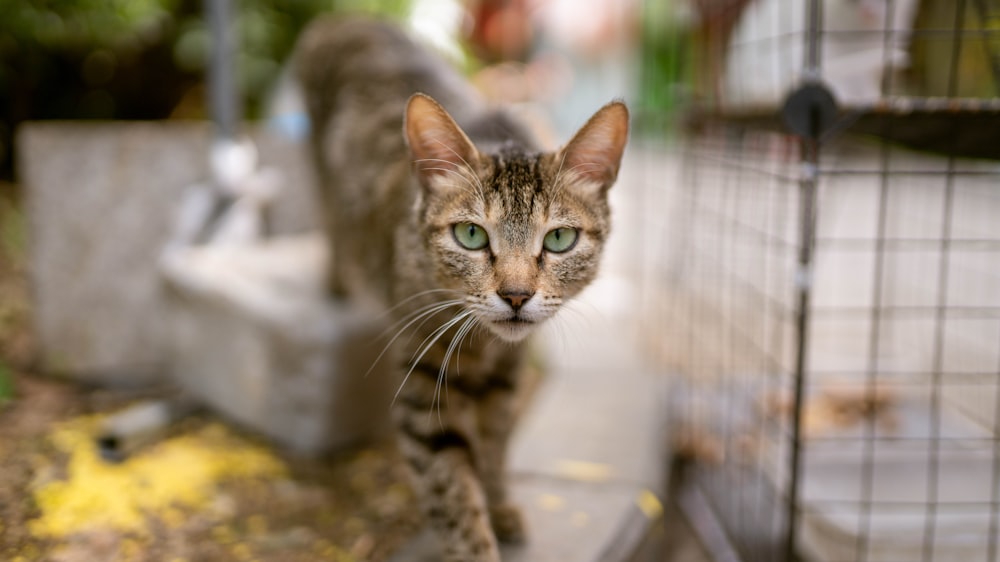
[0, 0, 690, 182]
[3, 0, 1000, 561]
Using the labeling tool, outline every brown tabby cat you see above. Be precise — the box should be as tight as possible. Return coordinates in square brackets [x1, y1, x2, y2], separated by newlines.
[296, 16, 628, 561]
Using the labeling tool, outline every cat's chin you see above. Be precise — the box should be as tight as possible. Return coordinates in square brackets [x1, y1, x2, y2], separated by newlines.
[487, 319, 539, 343]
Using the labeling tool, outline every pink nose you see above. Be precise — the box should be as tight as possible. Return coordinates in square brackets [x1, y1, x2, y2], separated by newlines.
[498, 290, 534, 311]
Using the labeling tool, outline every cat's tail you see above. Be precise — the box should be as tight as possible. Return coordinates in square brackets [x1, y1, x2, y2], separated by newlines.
[294, 15, 479, 146]
[295, 16, 404, 146]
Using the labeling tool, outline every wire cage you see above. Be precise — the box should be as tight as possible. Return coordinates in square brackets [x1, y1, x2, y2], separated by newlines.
[640, 1, 1000, 561]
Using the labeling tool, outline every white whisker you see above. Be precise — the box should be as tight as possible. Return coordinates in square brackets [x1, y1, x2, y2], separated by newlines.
[428, 139, 486, 196]
[417, 166, 480, 198]
[431, 314, 478, 426]
[553, 149, 569, 198]
[406, 308, 468, 365]
[563, 298, 608, 328]
[415, 154, 485, 200]
[377, 298, 463, 341]
[393, 310, 472, 407]
[553, 161, 605, 195]
[366, 299, 464, 378]
[380, 288, 462, 318]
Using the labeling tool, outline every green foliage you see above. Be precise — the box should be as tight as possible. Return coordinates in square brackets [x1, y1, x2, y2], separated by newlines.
[0, 0, 413, 117]
[0, 196, 25, 268]
[0, 361, 12, 404]
[0, 0, 177, 51]
[190, 0, 414, 115]
[334, 0, 411, 17]
[636, 0, 690, 129]
[0, 0, 415, 178]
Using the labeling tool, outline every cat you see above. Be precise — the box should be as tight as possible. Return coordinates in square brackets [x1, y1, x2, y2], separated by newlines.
[295, 16, 628, 561]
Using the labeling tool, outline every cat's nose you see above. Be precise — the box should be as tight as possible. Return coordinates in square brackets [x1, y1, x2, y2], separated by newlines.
[498, 289, 534, 311]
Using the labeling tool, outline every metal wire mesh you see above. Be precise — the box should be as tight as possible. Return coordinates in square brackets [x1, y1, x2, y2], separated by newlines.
[642, 1, 1000, 560]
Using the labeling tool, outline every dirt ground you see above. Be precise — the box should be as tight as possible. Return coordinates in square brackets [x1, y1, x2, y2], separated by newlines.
[0, 186, 422, 561]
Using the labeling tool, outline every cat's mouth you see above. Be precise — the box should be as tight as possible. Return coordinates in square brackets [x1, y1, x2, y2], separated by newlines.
[488, 317, 538, 342]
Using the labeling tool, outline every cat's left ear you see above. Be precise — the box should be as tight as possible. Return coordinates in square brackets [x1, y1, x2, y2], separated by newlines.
[557, 100, 629, 195]
[404, 93, 479, 191]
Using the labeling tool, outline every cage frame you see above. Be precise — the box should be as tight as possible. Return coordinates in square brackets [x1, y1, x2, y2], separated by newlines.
[655, 1, 1000, 561]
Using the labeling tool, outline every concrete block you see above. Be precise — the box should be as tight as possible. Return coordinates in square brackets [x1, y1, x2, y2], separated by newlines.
[18, 122, 320, 383]
[161, 233, 393, 453]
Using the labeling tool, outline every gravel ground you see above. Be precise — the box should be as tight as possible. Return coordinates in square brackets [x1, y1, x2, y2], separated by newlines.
[0, 187, 422, 561]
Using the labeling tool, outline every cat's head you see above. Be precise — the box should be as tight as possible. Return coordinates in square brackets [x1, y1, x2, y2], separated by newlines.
[405, 94, 628, 342]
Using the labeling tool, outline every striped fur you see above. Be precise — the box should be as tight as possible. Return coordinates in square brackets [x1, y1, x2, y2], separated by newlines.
[296, 16, 627, 561]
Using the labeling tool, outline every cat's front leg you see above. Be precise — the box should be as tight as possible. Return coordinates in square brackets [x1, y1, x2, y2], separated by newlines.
[477, 384, 526, 545]
[395, 377, 501, 562]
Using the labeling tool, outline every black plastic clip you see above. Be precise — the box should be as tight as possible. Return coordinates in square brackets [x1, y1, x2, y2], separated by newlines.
[780, 83, 839, 140]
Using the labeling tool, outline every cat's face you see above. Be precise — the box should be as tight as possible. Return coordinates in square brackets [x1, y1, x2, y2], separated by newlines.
[406, 94, 628, 342]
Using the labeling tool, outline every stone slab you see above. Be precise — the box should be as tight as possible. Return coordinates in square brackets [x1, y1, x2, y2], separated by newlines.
[162, 234, 393, 453]
[18, 121, 319, 383]
[514, 350, 666, 487]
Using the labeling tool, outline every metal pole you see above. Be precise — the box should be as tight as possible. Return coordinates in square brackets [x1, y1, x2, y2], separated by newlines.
[785, 111, 818, 562]
[784, 0, 823, 559]
[206, 0, 241, 141]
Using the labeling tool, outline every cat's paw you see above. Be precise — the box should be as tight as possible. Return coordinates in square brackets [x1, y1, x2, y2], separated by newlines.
[490, 503, 527, 544]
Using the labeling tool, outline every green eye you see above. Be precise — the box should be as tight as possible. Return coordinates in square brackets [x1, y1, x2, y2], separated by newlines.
[543, 227, 578, 253]
[453, 222, 489, 250]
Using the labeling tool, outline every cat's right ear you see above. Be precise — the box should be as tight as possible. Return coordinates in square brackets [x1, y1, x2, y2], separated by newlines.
[404, 93, 478, 191]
